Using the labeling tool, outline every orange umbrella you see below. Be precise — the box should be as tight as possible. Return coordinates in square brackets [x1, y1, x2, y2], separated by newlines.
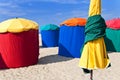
[60, 18, 86, 26]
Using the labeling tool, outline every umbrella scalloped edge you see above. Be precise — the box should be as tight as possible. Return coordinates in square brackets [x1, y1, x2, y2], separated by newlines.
[60, 18, 87, 27]
[0, 18, 38, 33]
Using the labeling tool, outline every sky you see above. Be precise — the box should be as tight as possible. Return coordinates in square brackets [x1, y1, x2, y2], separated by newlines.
[0, 0, 120, 26]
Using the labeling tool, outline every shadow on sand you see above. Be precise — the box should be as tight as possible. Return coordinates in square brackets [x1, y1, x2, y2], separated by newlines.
[38, 54, 73, 64]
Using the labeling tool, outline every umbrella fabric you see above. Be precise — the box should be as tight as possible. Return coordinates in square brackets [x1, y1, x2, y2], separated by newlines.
[84, 15, 106, 43]
[60, 18, 86, 26]
[105, 18, 120, 52]
[106, 18, 120, 29]
[58, 17, 86, 58]
[40, 24, 59, 31]
[79, 0, 110, 70]
[41, 30, 59, 47]
[0, 18, 38, 33]
[58, 25, 85, 58]
[40, 24, 59, 47]
[80, 37, 110, 69]
[105, 28, 120, 52]
[0, 30, 39, 68]
[0, 18, 39, 68]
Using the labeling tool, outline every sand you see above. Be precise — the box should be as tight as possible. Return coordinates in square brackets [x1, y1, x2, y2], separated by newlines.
[0, 35, 120, 80]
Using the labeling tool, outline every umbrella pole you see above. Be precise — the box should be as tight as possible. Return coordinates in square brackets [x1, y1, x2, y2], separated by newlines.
[90, 70, 93, 80]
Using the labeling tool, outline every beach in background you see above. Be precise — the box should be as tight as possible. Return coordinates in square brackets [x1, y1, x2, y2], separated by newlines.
[0, 34, 120, 80]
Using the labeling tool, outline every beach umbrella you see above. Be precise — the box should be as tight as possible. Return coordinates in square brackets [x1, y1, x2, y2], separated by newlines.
[58, 18, 86, 58]
[105, 18, 120, 52]
[40, 24, 59, 47]
[0, 18, 39, 68]
[79, 0, 111, 80]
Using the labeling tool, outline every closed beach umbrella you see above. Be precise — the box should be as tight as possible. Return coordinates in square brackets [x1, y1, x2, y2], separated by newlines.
[0, 18, 39, 68]
[40, 24, 59, 47]
[79, 0, 111, 80]
[105, 18, 120, 52]
[58, 18, 86, 58]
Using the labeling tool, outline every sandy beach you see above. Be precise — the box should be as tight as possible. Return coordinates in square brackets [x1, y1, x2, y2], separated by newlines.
[0, 35, 120, 80]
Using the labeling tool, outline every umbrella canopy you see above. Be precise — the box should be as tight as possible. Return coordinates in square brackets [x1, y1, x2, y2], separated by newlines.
[58, 18, 86, 58]
[105, 18, 120, 52]
[60, 18, 86, 26]
[79, 0, 110, 71]
[0, 18, 39, 68]
[106, 18, 120, 29]
[0, 18, 38, 33]
[40, 24, 59, 31]
[40, 24, 59, 47]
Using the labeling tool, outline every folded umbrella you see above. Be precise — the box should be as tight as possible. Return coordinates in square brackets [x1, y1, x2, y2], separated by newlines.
[79, 0, 111, 80]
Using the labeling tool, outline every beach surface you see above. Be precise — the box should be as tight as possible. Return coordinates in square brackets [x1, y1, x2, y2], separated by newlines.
[0, 35, 120, 80]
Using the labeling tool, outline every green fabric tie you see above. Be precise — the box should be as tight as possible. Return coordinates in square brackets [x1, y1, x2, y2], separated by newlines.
[80, 15, 107, 54]
[84, 15, 106, 44]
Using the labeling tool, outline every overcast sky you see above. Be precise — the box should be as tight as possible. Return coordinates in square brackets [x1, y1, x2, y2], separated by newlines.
[0, 0, 120, 26]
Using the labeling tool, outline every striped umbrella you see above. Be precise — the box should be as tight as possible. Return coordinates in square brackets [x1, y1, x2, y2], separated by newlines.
[79, 0, 111, 80]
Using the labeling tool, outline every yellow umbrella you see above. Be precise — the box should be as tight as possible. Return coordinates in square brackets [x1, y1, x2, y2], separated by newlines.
[0, 18, 38, 33]
[79, 0, 111, 80]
